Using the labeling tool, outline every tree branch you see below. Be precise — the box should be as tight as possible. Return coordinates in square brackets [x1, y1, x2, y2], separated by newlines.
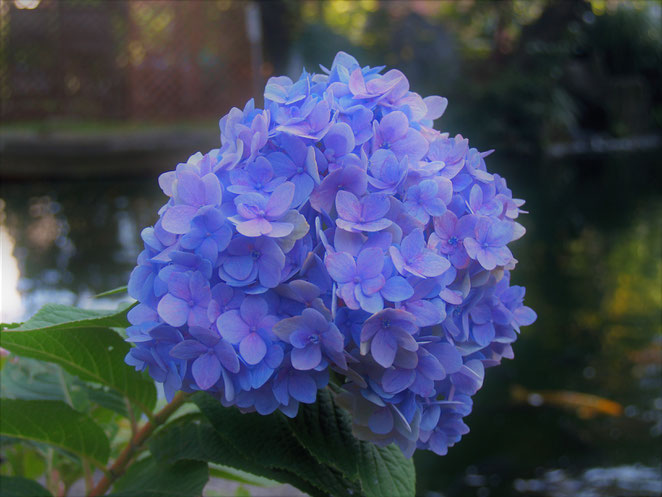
[88, 392, 189, 497]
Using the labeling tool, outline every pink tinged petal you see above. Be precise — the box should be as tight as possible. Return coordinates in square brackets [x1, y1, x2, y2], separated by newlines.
[389, 246, 406, 275]
[264, 221, 294, 238]
[463, 237, 479, 259]
[362, 194, 391, 222]
[371, 330, 397, 368]
[514, 306, 537, 327]
[189, 271, 210, 300]
[157, 294, 189, 327]
[324, 122, 355, 156]
[335, 190, 362, 222]
[357, 247, 385, 278]
[391, 129, 429, 162]
[349, 68, 368, 95]
[434, 210, 457, 238]
[354, 219, 393, 232]
[339, 283, 360, 310]
[414, 251, 451, 277]
[291, 345, 322, 370]
[192, 352, 221, 390]
[476, 248, 497, 270]
[162, 205, 198, 234]
[325, 252, 357, 283]
[237, 218, 272, 237]
[382, 368, 415, 393]
[439, 288, 463, 305]
[423, 95, 448, 120]
[217, 310, 249, 343]
[379, 111, 409, 143]
[289, 373, 317, 404]
[266, 182, 295, 217]
[159, 171, 176, 197]
[202, 173, 222, 205]
[360, 274, 386, 295]
[240, 332, 267, 365]
[188, 306, 211, 328]
[369, 408, 394, 435]
[168, 272, 192, 300]
[176, 171, 205, 206]
[406, 300, 444, 327]
[400, 228, 425, 260]
[381, 276, 414, 302]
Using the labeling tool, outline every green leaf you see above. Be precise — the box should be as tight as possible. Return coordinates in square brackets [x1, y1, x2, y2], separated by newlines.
[357, 443, 415, 497]
[94, 286, 128, 298]
[0, 327, 156, 414]
[1, 357, 129, 417]
[109, 457, 208, 497]
[8, 302, 134, 332]
[150, 420, 319, 496]
[0, 476, 52, 497]
[287, 388, 360, 481]
[0, 399, 110, 468]
[194, 393, 358, 497]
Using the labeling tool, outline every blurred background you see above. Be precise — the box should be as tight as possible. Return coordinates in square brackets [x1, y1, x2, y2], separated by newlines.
[0, 0, 660, 496]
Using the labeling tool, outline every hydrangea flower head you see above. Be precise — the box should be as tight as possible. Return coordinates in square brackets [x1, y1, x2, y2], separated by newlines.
[126, 52, 536, 457]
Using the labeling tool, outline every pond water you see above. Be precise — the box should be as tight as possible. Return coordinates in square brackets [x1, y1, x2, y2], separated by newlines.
[0, 148, 660, 496]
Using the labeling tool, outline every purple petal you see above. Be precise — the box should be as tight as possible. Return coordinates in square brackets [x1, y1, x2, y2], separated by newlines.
[162, 205, 198, 234]
[379, 111, 408, 143]
[169, 340, 207, 359]
[289, 372, 318, 404]
[371, 330, 397, 368]
[176, 171, 204, 206]
[361, 194, 390, 222]
[157, 294, 189, 327]
[266, 182, 295, 218]
[236, 218, 272, 237]
[217, 310, 248, 343]
[382, 368, 415, 393]
[240, 332, 267, 365]
[291, 345, 322, 370]
[192, 351, 221, 390]
[368, 408, 394, 435]
[335, 190, 361, 222]
[381, 276, 414, 302]
[325, 252, 356, 283]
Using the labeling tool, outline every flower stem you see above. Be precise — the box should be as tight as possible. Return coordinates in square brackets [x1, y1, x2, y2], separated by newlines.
[88, 392, 189, 497]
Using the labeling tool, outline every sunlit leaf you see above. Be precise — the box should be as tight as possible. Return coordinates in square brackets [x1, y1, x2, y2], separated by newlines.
[8, 302, 134, 332]
[0, 327, 155, 414]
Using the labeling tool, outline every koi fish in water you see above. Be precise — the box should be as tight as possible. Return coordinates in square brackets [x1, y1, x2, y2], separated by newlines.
[511, 385, 623, 419]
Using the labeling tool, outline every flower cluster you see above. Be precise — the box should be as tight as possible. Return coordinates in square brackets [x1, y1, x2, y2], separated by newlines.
[125, 52, 536, 457]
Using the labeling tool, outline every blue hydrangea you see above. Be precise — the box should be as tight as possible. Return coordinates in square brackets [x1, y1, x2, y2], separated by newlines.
[125, 51, 536, 458]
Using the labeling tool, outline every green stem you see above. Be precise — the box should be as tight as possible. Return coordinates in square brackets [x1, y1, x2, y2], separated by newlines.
[88, 392, 189, 497]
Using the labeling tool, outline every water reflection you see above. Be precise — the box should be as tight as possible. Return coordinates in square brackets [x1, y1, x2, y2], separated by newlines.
[0, 220, 23, 323]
